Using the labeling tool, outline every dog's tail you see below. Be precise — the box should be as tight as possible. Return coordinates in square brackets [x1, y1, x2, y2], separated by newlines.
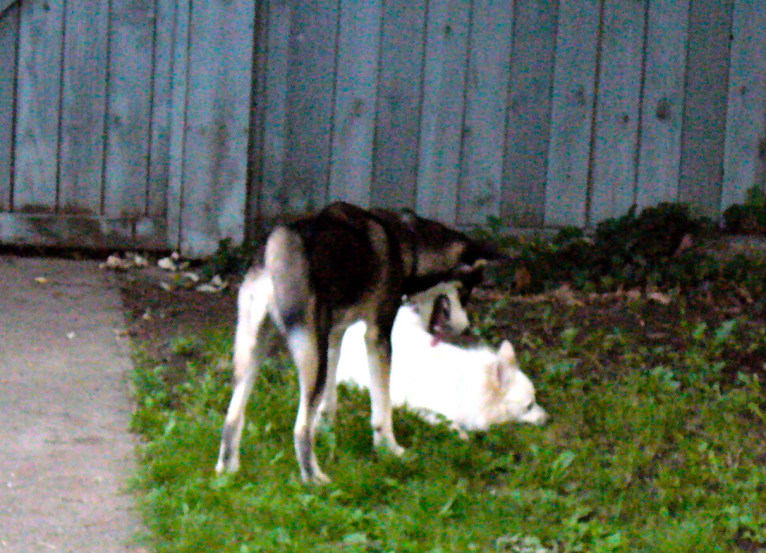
[265, 226, 311, 329]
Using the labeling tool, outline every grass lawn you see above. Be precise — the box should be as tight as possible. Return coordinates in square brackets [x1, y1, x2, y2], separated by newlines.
[127, 283, 765, 553]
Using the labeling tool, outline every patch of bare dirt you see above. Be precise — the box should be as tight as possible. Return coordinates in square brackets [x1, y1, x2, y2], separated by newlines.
[110, 266, 237, 371]
[109, 259, 765, 390]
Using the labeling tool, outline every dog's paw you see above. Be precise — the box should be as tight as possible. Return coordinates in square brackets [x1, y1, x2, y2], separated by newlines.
[374, 434, 406, 457]
[388, 442, 406, 457]
[299, 465, 331, 485]
[311, 470, 331, 485]
[215, 453, 240, 475]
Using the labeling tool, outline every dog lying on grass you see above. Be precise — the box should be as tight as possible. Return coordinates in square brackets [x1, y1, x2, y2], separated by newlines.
[330, 282, 549, 437]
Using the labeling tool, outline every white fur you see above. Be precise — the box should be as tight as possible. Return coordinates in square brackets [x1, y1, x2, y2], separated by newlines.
[335, 295, 549, 434]
[404, 280, 470, 334]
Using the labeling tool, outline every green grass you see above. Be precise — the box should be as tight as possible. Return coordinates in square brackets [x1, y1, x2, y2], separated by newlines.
[129, 296, 766, 553]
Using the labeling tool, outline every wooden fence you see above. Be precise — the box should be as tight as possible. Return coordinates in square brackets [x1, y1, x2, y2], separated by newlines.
[0, 0, 764, 256]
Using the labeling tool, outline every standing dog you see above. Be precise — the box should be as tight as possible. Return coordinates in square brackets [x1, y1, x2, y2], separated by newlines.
[215, 202, 503, 483]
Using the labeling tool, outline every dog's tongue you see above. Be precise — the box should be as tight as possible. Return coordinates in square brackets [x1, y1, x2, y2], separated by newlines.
[430, 326, 446, 347]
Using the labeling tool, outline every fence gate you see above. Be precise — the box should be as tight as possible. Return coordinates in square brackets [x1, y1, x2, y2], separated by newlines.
[0, 0, 254, 256]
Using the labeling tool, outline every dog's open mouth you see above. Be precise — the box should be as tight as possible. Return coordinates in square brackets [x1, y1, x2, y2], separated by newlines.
[429, 324, 453, 347]
[429, 325, 481, 348]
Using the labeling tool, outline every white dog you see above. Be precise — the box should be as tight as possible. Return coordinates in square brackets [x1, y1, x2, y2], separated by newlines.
[330, 284, 549, 436]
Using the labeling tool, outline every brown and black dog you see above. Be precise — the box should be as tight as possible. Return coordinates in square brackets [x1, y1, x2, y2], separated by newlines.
[215, 202, 504, 483]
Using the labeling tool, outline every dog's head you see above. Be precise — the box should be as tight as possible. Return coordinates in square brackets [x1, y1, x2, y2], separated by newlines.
[485, 341, 549, 426]
[395, 210, 509, 298]
[405, 280, 470, 342]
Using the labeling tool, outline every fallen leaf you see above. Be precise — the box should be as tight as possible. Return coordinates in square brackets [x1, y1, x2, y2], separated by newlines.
[552, 284, 584, 306]
[210, 275, 227, 288]
[674, 234, 694, 256]
[157, 256, 178, 271]
[182, 271, 201, 283]
[647, 291, 671, 305]
[196, 275, 228, 293]
[130, 253, 149, 267]
[625, 288, 642, 301]
[100, 253, 147, 271]
[513, 266, 532, 291]
[735, 286, 754, 304]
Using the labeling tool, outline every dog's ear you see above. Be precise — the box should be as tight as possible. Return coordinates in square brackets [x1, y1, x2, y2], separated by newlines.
[494, 340, 518, 389]
[498, 340, 516, 362]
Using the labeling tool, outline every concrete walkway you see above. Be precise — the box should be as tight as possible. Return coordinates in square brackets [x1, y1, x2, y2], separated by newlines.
[0, 256, 140, 553]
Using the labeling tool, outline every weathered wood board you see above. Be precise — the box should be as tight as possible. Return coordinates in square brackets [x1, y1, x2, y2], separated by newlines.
[328, 0, 381, 208]
[678, 0, 733, 217]
[544, 0, 600, 228]
[457, 0, 514, 226]
[180, 0, 255, 256]
[103, 0, 154, 218]
[416, 0, 471, 223]
[372, 0, 427, 210]
[0, 212, 166, 249]
[165, 0, 191, 249]
[13, 0, 65, 212]
[258, 0, 292, 220]
[502, 0, 558, 227]
[282, 0, 339, 213]
[0, 3, 18, 211]
[588, 0, 645, 224]
[636, 0, 690, 210]
[58, 0, 110, 215]
[146, 0, 175, 218]
[721, 0, 766, 208]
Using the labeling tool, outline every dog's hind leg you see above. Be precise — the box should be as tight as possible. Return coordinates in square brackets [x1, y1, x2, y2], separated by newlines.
[317, 325, 345, 426]
[365, 322, 405, 456]
[287, 321, 331, 484]
[216, 269, 272, 474]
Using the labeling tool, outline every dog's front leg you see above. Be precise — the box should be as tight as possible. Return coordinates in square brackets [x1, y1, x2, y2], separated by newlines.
[365, 324, 405, 456]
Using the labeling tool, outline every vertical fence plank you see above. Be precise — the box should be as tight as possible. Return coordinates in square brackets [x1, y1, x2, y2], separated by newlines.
[589, 0, 645, 223]
[258, 0, 291, 219]
[544, 0, 600, 228]
[415, 0, 470, 224]
[180, 0, 255, 256]
[283, 0, 339, 213]
[457, 0, 514, 226]
[103, 0, 154, 218]
[0, 4, 18, 211]
[635, 0, 689, 210]
[327, 0, 381, 208]
[372, 0, 427, 211]
[678, 0, 733, 217]
[147, 0, 175, 218]
[245, 0, 269, 230]
[166, 0, 190, 249]
[502, 0, 558, 227]
[58, 0, 110, 215]
[721, 0, 766, 209]
[13, 0, 64, 212]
